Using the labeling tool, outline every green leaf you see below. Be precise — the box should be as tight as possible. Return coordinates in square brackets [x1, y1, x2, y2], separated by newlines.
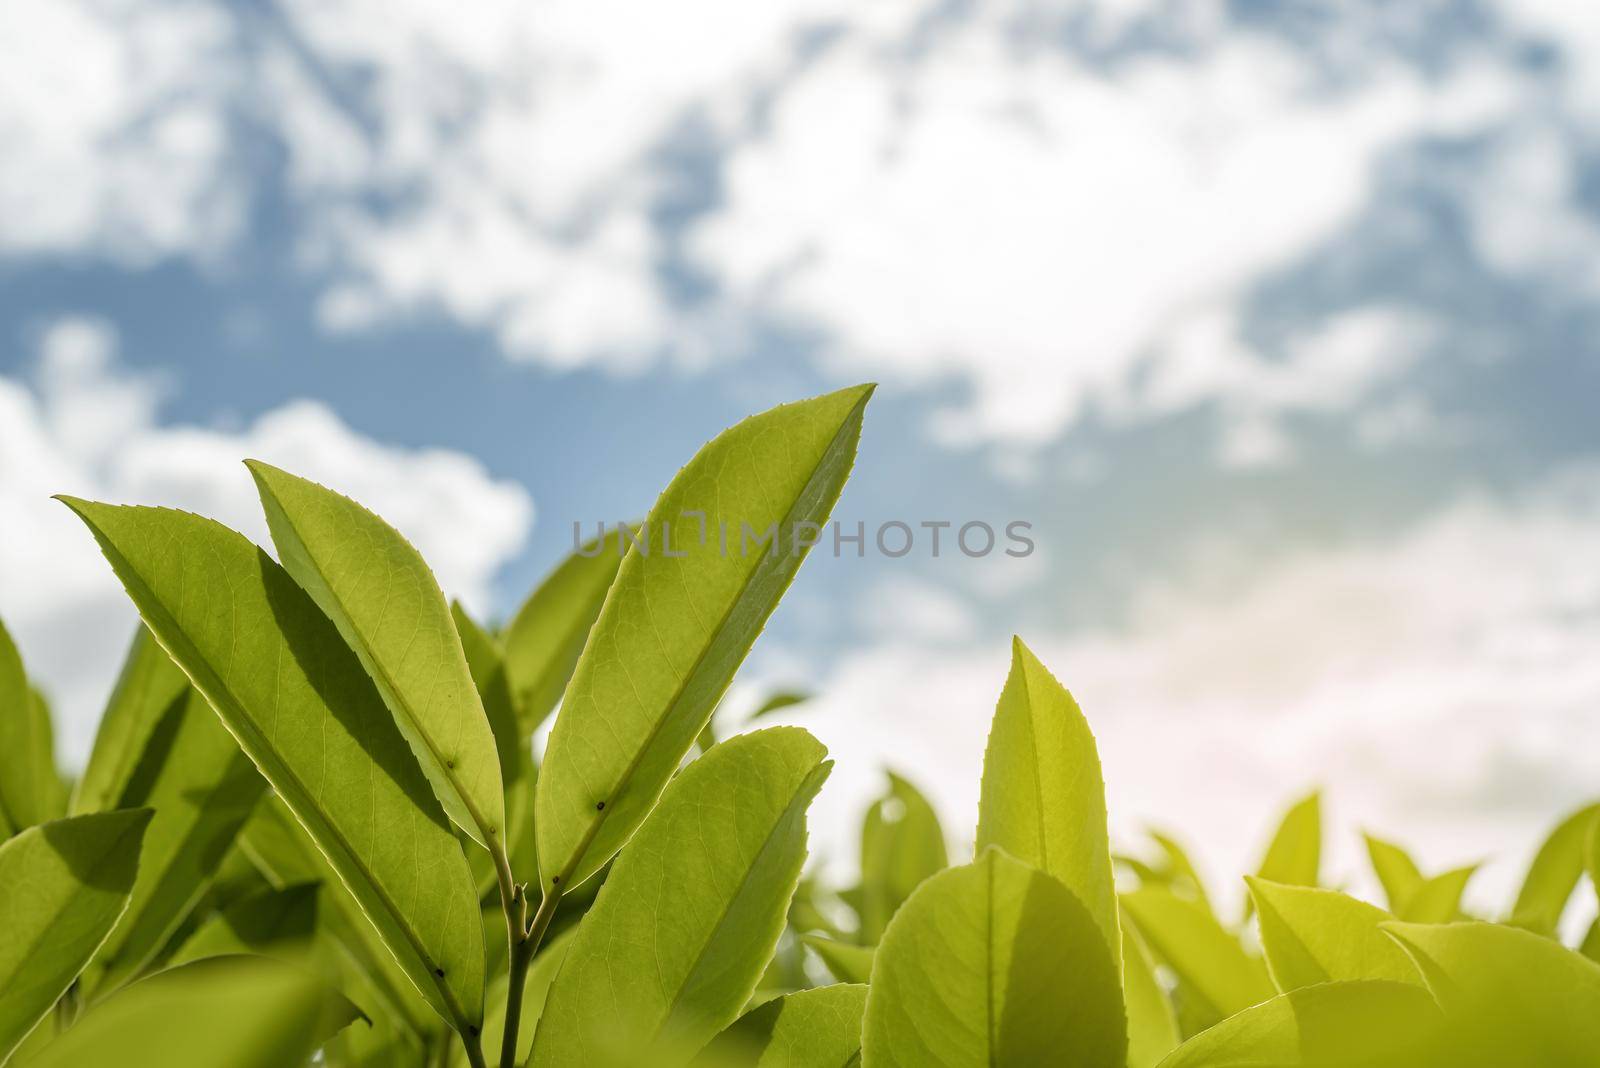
[977, 636, 1119, 969]
[1247, 878, 1419, 992]
[59, 498, 485, 1036]
[0, 619, 65, 834]
[71, 627, 189, 816]
[1399, 865, 1476, 924]
[862, 846, 1126, 1068]
[530, 727, 831, 1066]
[1123, 911, 1180, 1068]
[454, 928, 574, 1068]
[169, 882, 320, 967]
[1249, 791, 1321, 911]
[80, 689, 266, 997]
[857, 771, 948, 944]
[1148, 831, 1215, 915]
[1155, 980, 1446, 1068]
[536, 385, 871, 894]
[0, 809, 152, 1063]
[1122, 886, 1274, 1019]
[1509, 802, 1600, 936]
[1385, 920, 1600, 1065]
[248, 461, 506, 853]
[23, 955, 361, 1068]
[800, 935, 875, 984]
[1363, 833, 1424, 915]
[502, 527, 627, 735]
[749, 691, 811, 720]
[694, 983, 866, 1068]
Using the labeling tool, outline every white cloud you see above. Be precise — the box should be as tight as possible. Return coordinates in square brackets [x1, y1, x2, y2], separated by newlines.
[0, 317, 534, 768]
[783, 465, 1600, 911]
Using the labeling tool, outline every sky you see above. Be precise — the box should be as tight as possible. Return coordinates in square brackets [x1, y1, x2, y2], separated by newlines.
[3, 0, 1600, 915]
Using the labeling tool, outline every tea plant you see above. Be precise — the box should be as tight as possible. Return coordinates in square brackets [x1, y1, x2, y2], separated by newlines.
[1, 385, 1598, 1066]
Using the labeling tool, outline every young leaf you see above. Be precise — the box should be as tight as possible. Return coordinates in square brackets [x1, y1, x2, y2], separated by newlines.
[23, 955, 361, 1068]
[977, 636, 1119, 969]
[1155, 980, 1446, 1068]
[749, 691, 812, 720]
[529, 727, 832, 1066]
[169, 882, 320, 967]
[1123, 912, 1180, 1068]
[501, 527, 627, 734]
[59, 499, 485, 1036]
[857, 771, 947, 943]
[1246, 878, 1419, 992]
[1509, 802, 1600, 936]
[1399, 864, 1477, 924]
[1363, 832, 1424, 915]
[0, 809, 152, 1063]
[536, 385, 872, 894]
[1384, 920, 1600, 1064]
[71, 626, 189, 816]
[81, 689, 267, 998]
[0, 618, 65, 833]
[800, 935, 874, 985]
[1249, 791, 1321, 906]
[248, 461, 506, 853]
[863, 846, 1126, 1068]
[1121, 887, 1274, 1019]
[694, 983, 866, 1068]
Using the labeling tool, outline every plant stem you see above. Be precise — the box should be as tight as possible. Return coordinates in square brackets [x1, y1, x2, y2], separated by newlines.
[499, 888, 562, 1068]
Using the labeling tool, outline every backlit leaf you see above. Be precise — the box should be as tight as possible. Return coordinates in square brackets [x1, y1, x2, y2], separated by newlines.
[0, 619, 65, 834]
[1249, 791, 1321, 913]
[801, 935, 875, 984]
[1122, 886, 1274, 1020]
[71, 627, 188, 816]
[1123, 911, 1180, 1068]
[169, 882, 320, 967]
[1509, 803, 1600, 936]
[695, 983, 866, 1068]
[1247, 878, 1418, 992]
[857, 771, 947, 944]
[1363, 833, 1424, 916]
[1399, 865, 1476, 924]
[536, 385, 871, 893]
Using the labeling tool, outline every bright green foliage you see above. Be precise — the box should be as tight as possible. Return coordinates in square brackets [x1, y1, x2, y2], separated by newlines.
[536, 385, 871, 894]
[1251, 791, 1321, 897]
[1386, 920, 1600, 1066]
[1510, 803, 1600, 936]
[1156, 980, 1447, 1067]
[60, 498, 484, 1037]
[977, 636, 1119, 970]
[82, 688, 266, 997]
[1401, 864, 1477, 923]
[801, 935, 875, 984]
[169, 882, 320, 966]
[71, 627, 189, 816]
[696, 983, 866, 1067]
[456, 929, 573, 1068]
[1122, 912, 1180, 1068]
[249, 461, 506, 853]
[501, 527, 626, 734]
[530, 728, 831, 1067]
[862, 846, 1126, 1068]
[857, 771, 947, 944]
[1247, 879, 1418, 991]
[0, 809, 151, 1063]
[750, 691, 812, 720]
[1122, 886, 1274, 1020]
[24, 955, 361, 1068]
[1363, 833, 1424, 914]
[0, 618, 66, 835]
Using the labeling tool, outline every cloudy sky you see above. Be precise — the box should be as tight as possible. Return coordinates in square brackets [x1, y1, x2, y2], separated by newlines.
[3, 0, 1599, 912]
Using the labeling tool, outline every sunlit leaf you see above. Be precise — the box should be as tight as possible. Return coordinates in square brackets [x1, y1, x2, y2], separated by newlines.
[536, 385, 872, 894]
[1399, 864, 1477, 924]
[1123, 911, 1180, 1068]
[0, 810, 151, 1063]
[1148, 830, 1216, 915]
[858, 771, 947, 944]
[749, 691, 812, 720]
[800, 935, 874, 984]
[977, 636, 1119, 968]
[862, 846, 1125, 1068]
[249, 461, 506, 853]
[0, 618, 65, 834]
[1247, 878, 1419, 992]
[60, 498, 484, 1036]
[453, 928, 573, 1068]
[71, 627, 188, 816]
[695, 983, 866, 1068]
[1509, 803, 1600, 936]
[530, 727, 831, 1067]
[1363, 833, 1424, 916]
[1155, 980, 1447, 1068]
[169, 882, 320, 967]
[1247, 792, 1321, 917]
[1122, 886, 1274, 1020]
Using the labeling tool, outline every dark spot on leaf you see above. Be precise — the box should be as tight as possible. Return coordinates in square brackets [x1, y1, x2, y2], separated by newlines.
[434, 968, 445, 977]
[595, 801, 605, 810]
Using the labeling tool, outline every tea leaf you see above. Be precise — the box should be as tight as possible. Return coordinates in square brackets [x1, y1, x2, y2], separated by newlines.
[1399, 864, 1477, 924]
[1250, 791, 1321, 906]
[536, 385, 871, 893]
[1156, 980, 1446, 1068]
[1363, 833, 1424, 915]
[1385, 920, 1600, 1064]
[0, 618, 65, 834]
[1122, 886, 1274, 1018]
[0, 809, 152, 1063]
[1247, 878, 1419, 992]
[24, 955, 361, 1068]
[1509, 802, 1600, 936]
[1123, 912, 1180, 1068]
[862, 846, 1126, 1068]
[169, 882, 320, 966]
[1148, 831, 1215, 915]
[977, 636, 1119, 969]
[800, 935, 875, 984]
[249, 461, 506, 853]
[71, 627, 188, 816]
[857, 771, 947, 943]
[694, 983, 866, 1067]
[749, 691, 811, 720]
[530, 727, 831, 1066]
[81, 689, 265, 997]
[59, 498, 484, 1036]
[502, 527, 627, 734]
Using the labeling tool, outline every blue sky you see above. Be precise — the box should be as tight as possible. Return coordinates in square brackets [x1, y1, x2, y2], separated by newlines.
[3, 0, 1599, 906]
